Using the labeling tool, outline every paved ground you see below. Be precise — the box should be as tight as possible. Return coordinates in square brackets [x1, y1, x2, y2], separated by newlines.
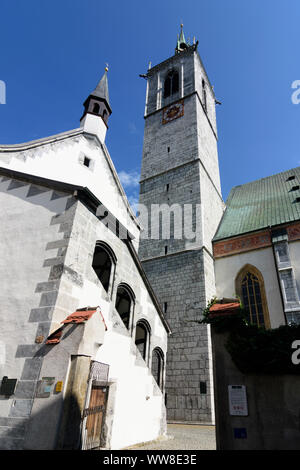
[128, 424, 216, 450]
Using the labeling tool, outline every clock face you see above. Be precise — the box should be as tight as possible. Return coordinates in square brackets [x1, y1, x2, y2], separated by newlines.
[162, 100, 184, 124]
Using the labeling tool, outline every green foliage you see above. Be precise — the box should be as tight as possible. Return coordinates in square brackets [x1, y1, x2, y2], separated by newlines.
[200, 298, 248, 333]
[226, 323, 300, 375]
[201, 298, 300, 375]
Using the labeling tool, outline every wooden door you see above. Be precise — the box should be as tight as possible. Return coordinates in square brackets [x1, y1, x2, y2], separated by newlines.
[82, 384, 108, 449]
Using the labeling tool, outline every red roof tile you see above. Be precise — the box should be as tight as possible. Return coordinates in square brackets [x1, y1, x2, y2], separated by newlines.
[210, 302, 240, 313]
[45, 307, 107, 345]
[62, 309, 97, 324]
[209, 302, 240, 318]
[61, 307, 107, 330]
[45, 327, 64, 344]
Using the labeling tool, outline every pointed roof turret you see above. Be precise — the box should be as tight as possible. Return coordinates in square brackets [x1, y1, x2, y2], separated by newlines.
[175, 24, 189, 54]
[91, 65, 110, 110]
[80, 65, 112, 142]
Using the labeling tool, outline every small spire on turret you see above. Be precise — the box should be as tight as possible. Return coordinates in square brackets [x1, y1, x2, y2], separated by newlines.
[175, 23, 189, 54]
[80, 65, 112, 142]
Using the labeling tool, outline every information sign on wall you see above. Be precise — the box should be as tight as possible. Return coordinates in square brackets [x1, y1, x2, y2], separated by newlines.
[228, 385, 248, 416]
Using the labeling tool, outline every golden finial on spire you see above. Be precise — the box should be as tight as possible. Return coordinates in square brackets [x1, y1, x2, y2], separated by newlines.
[105, 63, 109, 72]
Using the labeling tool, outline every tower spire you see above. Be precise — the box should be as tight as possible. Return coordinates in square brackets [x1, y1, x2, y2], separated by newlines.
[91, 65, 110, 110]
[175, 23, 188, 54]
[80, 65, 112, 143]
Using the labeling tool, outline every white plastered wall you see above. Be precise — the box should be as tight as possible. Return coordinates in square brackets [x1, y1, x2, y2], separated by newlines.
[59, 204, 168, 450]
[0, 131, 140, 247]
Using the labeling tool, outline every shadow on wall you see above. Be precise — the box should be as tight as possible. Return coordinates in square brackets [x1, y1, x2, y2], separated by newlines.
[22, 391, 83, 450]
[56, 392, 83, 449]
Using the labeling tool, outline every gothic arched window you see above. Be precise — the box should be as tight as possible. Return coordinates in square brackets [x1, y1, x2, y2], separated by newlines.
[163, 70, 179, 99]
[115, 284, 135, 330]
[92, 242, 116, 294]
[135, 320, 151, 361]
[151, 347, 164, 390]
[235, 265, 270, 328]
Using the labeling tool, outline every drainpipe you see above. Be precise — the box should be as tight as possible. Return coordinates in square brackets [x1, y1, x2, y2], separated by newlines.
[268, 227, 288, 325]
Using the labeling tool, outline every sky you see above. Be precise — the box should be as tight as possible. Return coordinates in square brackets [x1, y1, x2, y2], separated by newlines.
[0, 0, 300, 205]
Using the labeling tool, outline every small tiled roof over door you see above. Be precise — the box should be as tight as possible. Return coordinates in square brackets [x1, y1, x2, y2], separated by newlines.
[214, 166, 300, 241]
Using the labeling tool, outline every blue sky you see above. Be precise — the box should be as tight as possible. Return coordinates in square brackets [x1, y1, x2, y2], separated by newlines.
[1, 0, 300, 204]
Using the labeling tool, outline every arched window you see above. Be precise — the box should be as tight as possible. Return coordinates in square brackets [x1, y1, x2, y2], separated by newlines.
[163, 70, 179, 99]
[92, 242, 116, 294]
[235, 265, 270, 328]
[202, 79, 207, 112]
[151, 348, 164, 390]
[135, 320, 151, 361]
[115, 284, 135, 330]
[92, 102, 100, 114]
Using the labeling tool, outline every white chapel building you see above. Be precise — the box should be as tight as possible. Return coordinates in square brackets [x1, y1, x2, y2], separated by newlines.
[0, 67, 170, 450]
[1, 25, 300, 451]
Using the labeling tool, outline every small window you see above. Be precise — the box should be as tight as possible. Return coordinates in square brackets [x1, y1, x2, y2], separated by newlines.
[163, 302, 168, 313]
[92, 102, 100, 114]
[83, 157, 91, 168]
[163, 70, 179, 99]
[115, 285, 134, 330]
[167, 146, 170, 153]
[166, 184, 169, 192]
[135, 321, 150, 361]
[151, 348, 164, 390]
[286, 175, 295, 181]
[200, 381, 207, 394]
[291, 185, 300, 191]
[92, 243, 116, 293]
[165, 246, 168, 255]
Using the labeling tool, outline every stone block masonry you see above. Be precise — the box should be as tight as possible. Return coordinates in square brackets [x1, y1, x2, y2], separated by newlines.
[138, 41, 224, 424]
[142, 249, 213, 423]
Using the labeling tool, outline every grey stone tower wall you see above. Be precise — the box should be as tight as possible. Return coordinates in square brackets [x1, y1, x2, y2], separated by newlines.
[138, 45, 224, 423]
[141, 250, 213, 422]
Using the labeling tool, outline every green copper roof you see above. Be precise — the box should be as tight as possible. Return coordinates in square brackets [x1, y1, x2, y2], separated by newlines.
[179, 24, 186, 44]
[214, 166, 300, 241]
[175, 24, 189, 53]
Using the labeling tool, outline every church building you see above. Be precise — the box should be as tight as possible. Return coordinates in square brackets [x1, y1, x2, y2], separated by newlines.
[138, 25, 224, 423]
[0, 68, 170, 450]
[213, 168, 300, 327]
[0, 24, 299, 450]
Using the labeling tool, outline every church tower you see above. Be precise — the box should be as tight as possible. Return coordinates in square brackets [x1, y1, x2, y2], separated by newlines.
[138, 26, 224, 423]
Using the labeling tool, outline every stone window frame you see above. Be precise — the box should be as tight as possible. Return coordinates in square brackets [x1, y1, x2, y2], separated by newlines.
[114, 282, 136, 333]
[163, 68, 180, 99]
[135, 319, 151, 365]
[92, 241, 117, 299]
[151, 347, 165, 391]
[235, 264, 271, 328]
